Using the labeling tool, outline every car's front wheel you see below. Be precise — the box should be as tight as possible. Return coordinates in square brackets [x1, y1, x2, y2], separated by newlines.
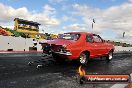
[106, 51, 113, 62]
[78, 53, 88, 65]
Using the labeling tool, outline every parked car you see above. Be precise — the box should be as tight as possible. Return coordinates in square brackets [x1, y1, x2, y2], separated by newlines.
[40, 32, 115, 64]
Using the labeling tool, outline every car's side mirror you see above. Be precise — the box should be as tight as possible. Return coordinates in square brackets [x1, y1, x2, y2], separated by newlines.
[90, 40, 94, 43]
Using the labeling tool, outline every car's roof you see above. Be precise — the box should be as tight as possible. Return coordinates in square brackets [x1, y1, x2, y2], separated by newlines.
[65, 32, 93, 35]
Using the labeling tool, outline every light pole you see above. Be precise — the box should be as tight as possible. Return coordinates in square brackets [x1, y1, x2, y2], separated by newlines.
[92, 19, 95, 32]
[123, 32, 125, 38]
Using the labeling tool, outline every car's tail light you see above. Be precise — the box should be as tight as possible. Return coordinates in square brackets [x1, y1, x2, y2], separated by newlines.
[60, 46, 70, 53]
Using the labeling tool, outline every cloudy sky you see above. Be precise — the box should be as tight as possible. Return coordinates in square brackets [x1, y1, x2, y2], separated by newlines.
[0, 0, 132, 43]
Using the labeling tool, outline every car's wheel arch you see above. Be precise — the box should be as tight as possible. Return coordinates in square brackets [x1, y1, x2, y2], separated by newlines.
[108, 49, 114, 54]
[106, 49, 114, 62]
[80, 50, 90, 58]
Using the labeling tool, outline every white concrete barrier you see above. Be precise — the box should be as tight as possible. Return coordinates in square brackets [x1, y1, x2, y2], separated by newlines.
[115, 46, 132, 52]
[0, 35, 42, 51]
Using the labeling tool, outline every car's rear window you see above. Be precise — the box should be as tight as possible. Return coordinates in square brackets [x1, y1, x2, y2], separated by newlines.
[58, 33, 80, 40]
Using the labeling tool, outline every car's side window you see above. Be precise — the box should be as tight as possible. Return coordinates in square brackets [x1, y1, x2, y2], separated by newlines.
[86, 35, 93, 43]
[93, 35, 102, 43]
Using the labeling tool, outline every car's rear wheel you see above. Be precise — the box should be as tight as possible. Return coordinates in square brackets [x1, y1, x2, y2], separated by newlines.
[106, 51, 113, 62]
[52, 53, 59, 61]
[52, 53, 65, 63]
[78, 52, 88, 65]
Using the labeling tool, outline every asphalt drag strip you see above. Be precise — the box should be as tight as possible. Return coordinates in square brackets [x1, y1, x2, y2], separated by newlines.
[0, 52, 132, 88]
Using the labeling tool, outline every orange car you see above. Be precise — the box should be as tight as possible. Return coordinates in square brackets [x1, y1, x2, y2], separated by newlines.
[40, 32, 115, 64]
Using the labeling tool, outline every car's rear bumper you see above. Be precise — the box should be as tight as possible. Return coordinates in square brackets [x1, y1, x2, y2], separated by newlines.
[54, 51, 72, 56]
[52, 51, 78, 60]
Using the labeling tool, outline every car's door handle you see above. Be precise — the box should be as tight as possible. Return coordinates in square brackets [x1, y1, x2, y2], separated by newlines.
[94, 45, 97, 46]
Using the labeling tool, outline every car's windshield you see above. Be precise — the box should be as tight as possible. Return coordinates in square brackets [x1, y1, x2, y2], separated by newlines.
[58, 33, 80, 40]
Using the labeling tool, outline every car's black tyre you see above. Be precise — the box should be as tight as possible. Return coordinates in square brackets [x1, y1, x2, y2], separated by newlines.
[106, 51, 113, 62]
[78, 52, 89, 65]
[52, 53, 65, 63]
[52, 53, 59, 61]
